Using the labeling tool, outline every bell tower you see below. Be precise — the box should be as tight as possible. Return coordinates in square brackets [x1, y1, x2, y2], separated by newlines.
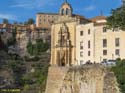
[59, 0, 73, 16]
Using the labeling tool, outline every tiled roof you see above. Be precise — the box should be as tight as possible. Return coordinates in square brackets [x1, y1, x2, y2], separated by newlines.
[90, 16, 106, 22]
[73, 14, 91, 22]
[0, 24, 3, 28]
[94, 22, 106, 26]
[37, 12, 58, 15]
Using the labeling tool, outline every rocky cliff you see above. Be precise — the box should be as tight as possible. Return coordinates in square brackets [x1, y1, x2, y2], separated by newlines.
[46, 64, 120, 93]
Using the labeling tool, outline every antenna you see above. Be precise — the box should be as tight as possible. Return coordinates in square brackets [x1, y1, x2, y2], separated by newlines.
[65, 0, 67, 3]
[100, 10, 103, 16]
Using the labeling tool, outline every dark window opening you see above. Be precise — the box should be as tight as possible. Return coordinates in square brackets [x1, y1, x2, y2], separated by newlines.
[103, 39, 107, 47]
[115, 38, 120, 47]
[103, 50, 107, 55]
[88, 29, 90, 34]
[103, 27, 107, 32]
[61, 9, 64, 15]
[88, 40, 90, 48]
[115, 49, 120, 56]
[88, 51, 91, 56]
[80, 31, 83, 36]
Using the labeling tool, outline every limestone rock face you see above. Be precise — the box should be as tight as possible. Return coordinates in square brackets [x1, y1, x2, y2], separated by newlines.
[45, 64, 120, 93]
[61, 65, 120, 93]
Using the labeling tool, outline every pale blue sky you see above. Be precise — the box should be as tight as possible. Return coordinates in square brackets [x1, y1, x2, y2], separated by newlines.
[0, 0, 122, 23]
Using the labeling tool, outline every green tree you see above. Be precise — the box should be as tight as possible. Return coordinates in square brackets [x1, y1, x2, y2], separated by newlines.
[0, 34, 5, 50]
[3, 18, 9, 24]
[27, 41, 33, 55]
[13, 21, 18, 25]
[7, 27, 17, 46]
[36, 39, 49, 54]
[34, 63, 49, 92]
[27, 18, 35, 25]
[107, 6, 125, 30]
[36, 39, 43, 53]
[27, 39, 49, 56]
[9, 59, 26, 87]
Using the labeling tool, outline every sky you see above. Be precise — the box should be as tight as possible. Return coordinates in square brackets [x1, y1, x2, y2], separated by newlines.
[0, 0, 122, 23]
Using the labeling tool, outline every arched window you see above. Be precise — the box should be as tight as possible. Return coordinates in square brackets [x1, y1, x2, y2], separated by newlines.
[61, 9, 64, 15]
[66, 8, 69, 15]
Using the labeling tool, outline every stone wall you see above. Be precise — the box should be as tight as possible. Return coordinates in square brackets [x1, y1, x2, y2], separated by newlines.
[45, 66, 68, 93]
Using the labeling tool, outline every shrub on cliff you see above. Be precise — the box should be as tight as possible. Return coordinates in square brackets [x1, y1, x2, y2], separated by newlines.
[27, 41, 34, 56]
[27, 39, 49, 56]
[0, 34, 7, 51]
[111, 59, 125, 92]
[7, 27, 17, 47]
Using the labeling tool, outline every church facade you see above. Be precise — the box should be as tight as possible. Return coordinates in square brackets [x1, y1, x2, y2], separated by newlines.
[50, 1, 78, 66]
[50, 1, 89, 66]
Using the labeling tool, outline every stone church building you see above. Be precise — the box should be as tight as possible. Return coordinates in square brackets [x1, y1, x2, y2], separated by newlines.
[50, 1, 90, 66]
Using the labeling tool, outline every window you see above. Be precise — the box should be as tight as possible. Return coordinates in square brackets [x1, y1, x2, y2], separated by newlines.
[66, 8, 69, 15]
[80, 51, 83, 57]
[80, 60, 84, 65]
[80, 31, 83, 36]
[115, 49, 120, 56]
[103, 50, 107, 55]
[61, 9, 64, 15]
[103, 59, 107, 62]
[113, 27, 119, 32]
[40, 19, 42, 23]
[103, 27, 107, 32]
[80, 46, 83, 50]
[115, 38, 120, 47]
[80, 41, 83, 49]
[88, 40, 90, 48]
[88, 29, 90, 34]
[48, 19, 50, 22]
[88, 51, 91, 56]
[103, 39, 107, 47]
[44, 19, 46, 22]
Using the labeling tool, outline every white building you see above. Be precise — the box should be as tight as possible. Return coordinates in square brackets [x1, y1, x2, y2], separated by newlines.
[76, 16, 125, 65]
[76, 23, 95, 65]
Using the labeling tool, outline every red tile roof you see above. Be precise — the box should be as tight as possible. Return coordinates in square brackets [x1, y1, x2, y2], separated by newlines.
[0, 24, 3, 28]
[90, 16, 106, 22]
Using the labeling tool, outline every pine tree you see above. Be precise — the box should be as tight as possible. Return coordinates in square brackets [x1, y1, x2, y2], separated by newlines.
[107, 2, 125, 30]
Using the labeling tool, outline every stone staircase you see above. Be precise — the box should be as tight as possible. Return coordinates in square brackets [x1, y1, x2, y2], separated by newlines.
[45, 66, 69, 93]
